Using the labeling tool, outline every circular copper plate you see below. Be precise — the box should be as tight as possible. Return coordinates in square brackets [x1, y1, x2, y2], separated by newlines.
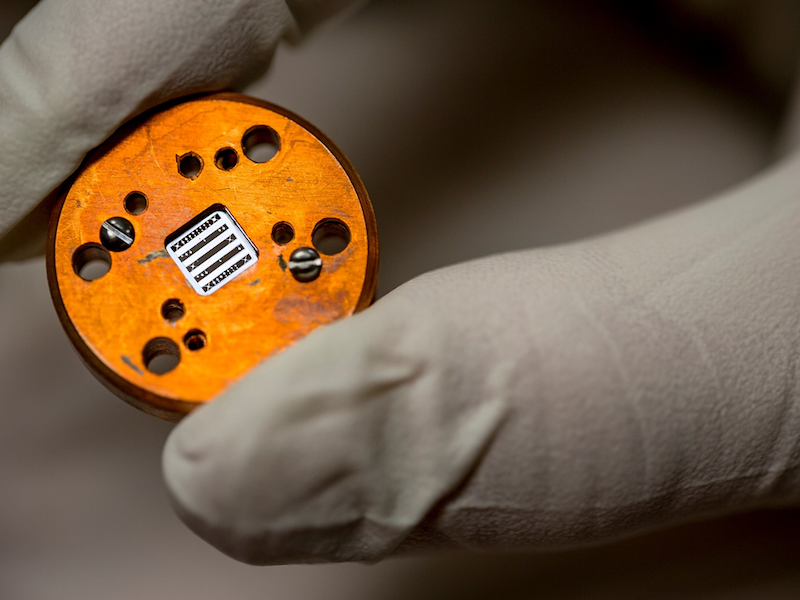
[47, 93, 378, 422]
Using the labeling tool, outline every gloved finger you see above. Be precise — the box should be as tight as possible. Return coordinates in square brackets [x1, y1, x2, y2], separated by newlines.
[164, 278, 511, 565]
[164, 151, 800, 565]
[0, 191, 53, 261]
[0, 0, 358, 260]
[780, 72, 800, 155]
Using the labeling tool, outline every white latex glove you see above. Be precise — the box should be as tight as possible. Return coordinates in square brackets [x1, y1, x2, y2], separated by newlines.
[163, 148, 800, 564]
[0, 0, 358, 260]
[4, 0, 800, 568]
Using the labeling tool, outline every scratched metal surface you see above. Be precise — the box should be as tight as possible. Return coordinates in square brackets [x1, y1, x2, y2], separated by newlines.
[2, 1, 800, 599]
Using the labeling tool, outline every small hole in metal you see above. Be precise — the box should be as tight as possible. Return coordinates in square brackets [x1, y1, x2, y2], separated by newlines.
[161, 299, 185, 323]
[143, 338, 180, 375]
[215, 147, 238, 171]
[312, 218, 351, 255]
[183, 329, 207, 352]
[124, 192, 148, 215]
[271, 221, 294, 245]
[72, 243, 111, 281]
[242, 126, 279, 163]
[178, 152, 203, 179]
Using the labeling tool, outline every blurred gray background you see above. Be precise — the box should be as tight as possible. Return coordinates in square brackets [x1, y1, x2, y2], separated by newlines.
[2, 0, 800, 598]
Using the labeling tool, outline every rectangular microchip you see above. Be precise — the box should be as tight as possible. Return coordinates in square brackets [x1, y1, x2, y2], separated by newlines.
[166, 207, 258, 296]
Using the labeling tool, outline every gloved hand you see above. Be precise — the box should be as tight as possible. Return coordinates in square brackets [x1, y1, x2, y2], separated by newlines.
[4, 0, 800, 568]
[164, 148, 800, 564]
[0, 0, 358, 260]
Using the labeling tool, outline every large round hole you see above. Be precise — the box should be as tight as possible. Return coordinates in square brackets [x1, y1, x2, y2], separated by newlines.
[312, 218, 351, 255]
[242, 126, 279, 163]
[72, 243, 111, 281]
[161, 299, 185, 323]
[215, 147, 238, 171]
[143, 338, 180, 375]
[183, 329, 207, 352]
[178, 152, 203, 179]
[271, 221, 294, 245]
[124, 192, 148, 215]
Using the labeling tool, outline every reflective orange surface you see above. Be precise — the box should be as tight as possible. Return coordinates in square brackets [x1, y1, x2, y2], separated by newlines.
[47, 94, 378, 421]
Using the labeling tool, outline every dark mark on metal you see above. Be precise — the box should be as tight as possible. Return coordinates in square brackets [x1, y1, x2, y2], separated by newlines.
[278, 254, 287, 271]
[121, 355, 143, 376]
[249, 278, 261, 286]
[138, 249, 169, 264]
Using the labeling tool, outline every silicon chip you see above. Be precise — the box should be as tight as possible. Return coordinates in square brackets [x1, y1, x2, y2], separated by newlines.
[166, 207, 258, 296]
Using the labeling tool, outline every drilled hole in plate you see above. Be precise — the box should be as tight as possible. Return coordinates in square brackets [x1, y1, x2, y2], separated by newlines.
[271, 221, 294, 245]
[143, 338, 180, 375]
[215, 147, 239, 171]
[161, 298, 185, 323]
[124, 192, 148, 215]
[312, 218, 351, 255]
[183, 329, 207, 352]
[72, 243, 111, 281]
[178, 152, 203, 179]
[242, 126, 279, 163]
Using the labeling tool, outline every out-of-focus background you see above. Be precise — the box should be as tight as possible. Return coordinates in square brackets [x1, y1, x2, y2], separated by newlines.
[2, 0, 800, 598]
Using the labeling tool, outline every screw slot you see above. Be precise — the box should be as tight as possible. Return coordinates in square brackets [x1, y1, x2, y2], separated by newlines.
[183, 329, 207, 351]
[271, 221, 294, 245]
[178, 152, 203, 179]
[312, 218, 351, 255]
[215, 147, 238, 171]
[143, 338, 180, 375]
[161, 299, 185, 323]
[124, 192, 148, 215]
[242, 126, 279, 163]
[72, 243, 111, 281]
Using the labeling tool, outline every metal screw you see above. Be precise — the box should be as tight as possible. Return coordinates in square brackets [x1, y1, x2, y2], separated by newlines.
[100, 217, 135, 252]
[288, 247, 322, 282]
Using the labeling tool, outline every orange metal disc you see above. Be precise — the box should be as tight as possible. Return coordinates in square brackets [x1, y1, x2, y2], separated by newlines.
[47, 93, 378, 422]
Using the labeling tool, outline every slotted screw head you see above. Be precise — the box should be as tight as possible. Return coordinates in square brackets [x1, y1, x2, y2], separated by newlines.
[288, 247, 322, 282]
[100, 217, 135, 252]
